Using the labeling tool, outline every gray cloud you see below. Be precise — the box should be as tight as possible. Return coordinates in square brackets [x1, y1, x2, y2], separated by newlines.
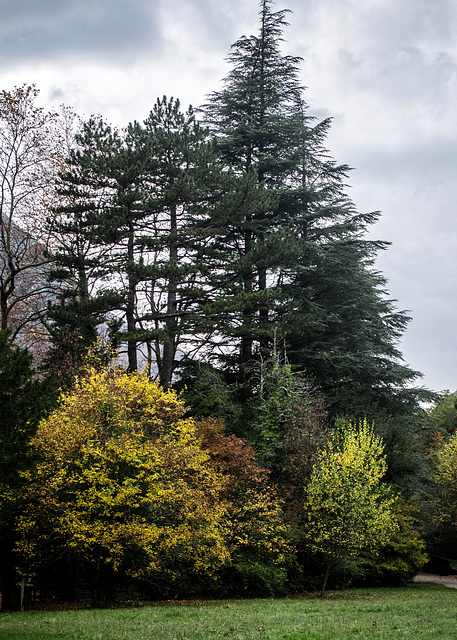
[0, 0, 161, 66]
[349, 136, 457, 184]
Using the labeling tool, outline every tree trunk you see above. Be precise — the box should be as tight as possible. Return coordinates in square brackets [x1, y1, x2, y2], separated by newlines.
[321, 561, 331, 598]
[160, 204, 178, 388]
[126, 224, 137, 372]
[240, 225, 253, 370]
[0, 290, 7, 330]
[258, 262, 269, 356]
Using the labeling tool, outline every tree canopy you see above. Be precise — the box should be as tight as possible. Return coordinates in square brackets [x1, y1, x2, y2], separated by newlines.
[0, 0, 435, 605]
[16, 367, 292, 598]
[304, 420, 397, 596]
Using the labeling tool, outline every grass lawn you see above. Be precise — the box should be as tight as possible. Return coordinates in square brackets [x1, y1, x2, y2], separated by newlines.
[0, 583, 455, 640]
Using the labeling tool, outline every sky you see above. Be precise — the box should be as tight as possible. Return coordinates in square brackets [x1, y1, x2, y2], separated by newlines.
[1, 0, 456, 393]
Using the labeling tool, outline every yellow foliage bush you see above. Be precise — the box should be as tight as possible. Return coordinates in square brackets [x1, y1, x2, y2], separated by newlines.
[16, 368, 229, 587]
[433, 432, 457, 528]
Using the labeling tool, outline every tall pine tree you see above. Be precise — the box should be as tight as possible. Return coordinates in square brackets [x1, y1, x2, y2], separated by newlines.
[130, 97, 259, 385]
[44, 117, 127, 376]
[203, 0, 426, 416]
[51, 100, 267, 384]
[203, 0, 305, 373]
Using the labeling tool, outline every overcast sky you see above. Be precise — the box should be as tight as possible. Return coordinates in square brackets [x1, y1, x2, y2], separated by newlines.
[1, 0, 456, 393]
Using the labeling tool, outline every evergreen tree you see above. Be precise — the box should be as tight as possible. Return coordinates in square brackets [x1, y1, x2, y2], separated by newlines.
[43, 117, 125, 379]
[51, 100, 265, 384]
[280, 118, 421, 412]
[203, 0, 305, 372]
[48, 114, 160, 373]
[131, 97, 261, 386]
[203, 0, 427, 418]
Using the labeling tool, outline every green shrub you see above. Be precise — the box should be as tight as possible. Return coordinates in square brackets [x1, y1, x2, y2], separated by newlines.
[357, 500, 428, 586]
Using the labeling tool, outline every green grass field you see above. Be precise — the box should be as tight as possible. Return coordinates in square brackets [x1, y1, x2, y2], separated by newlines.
[0, 583, 455, 640]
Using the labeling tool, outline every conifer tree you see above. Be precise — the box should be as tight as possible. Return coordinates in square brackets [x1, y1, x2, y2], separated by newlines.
[203, 0, 305, 371]
[49, 114, 161, 373]
[122, 98, 267, 383]
[203, 0, 425, 416]
[131, 97, 250, 385]
[44, 117, 125, 375]
[279, 112, 424, 414]
[51, 99, 266, 384]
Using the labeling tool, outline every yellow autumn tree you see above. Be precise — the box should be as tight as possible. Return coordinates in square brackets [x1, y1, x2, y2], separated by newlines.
[433, 432, 457, 529]
[304, 420, 397, 596]
[16, 368, 229, 597]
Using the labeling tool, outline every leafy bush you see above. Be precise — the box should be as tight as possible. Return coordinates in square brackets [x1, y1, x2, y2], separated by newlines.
[356, 501, 428, 586]
[15, 370, 294, 600]
[16, 368, 229, 597]
[196, 417, 294, 595]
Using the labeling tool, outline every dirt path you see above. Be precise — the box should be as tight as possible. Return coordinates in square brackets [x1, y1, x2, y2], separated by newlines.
[413, 573, 457, 589]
